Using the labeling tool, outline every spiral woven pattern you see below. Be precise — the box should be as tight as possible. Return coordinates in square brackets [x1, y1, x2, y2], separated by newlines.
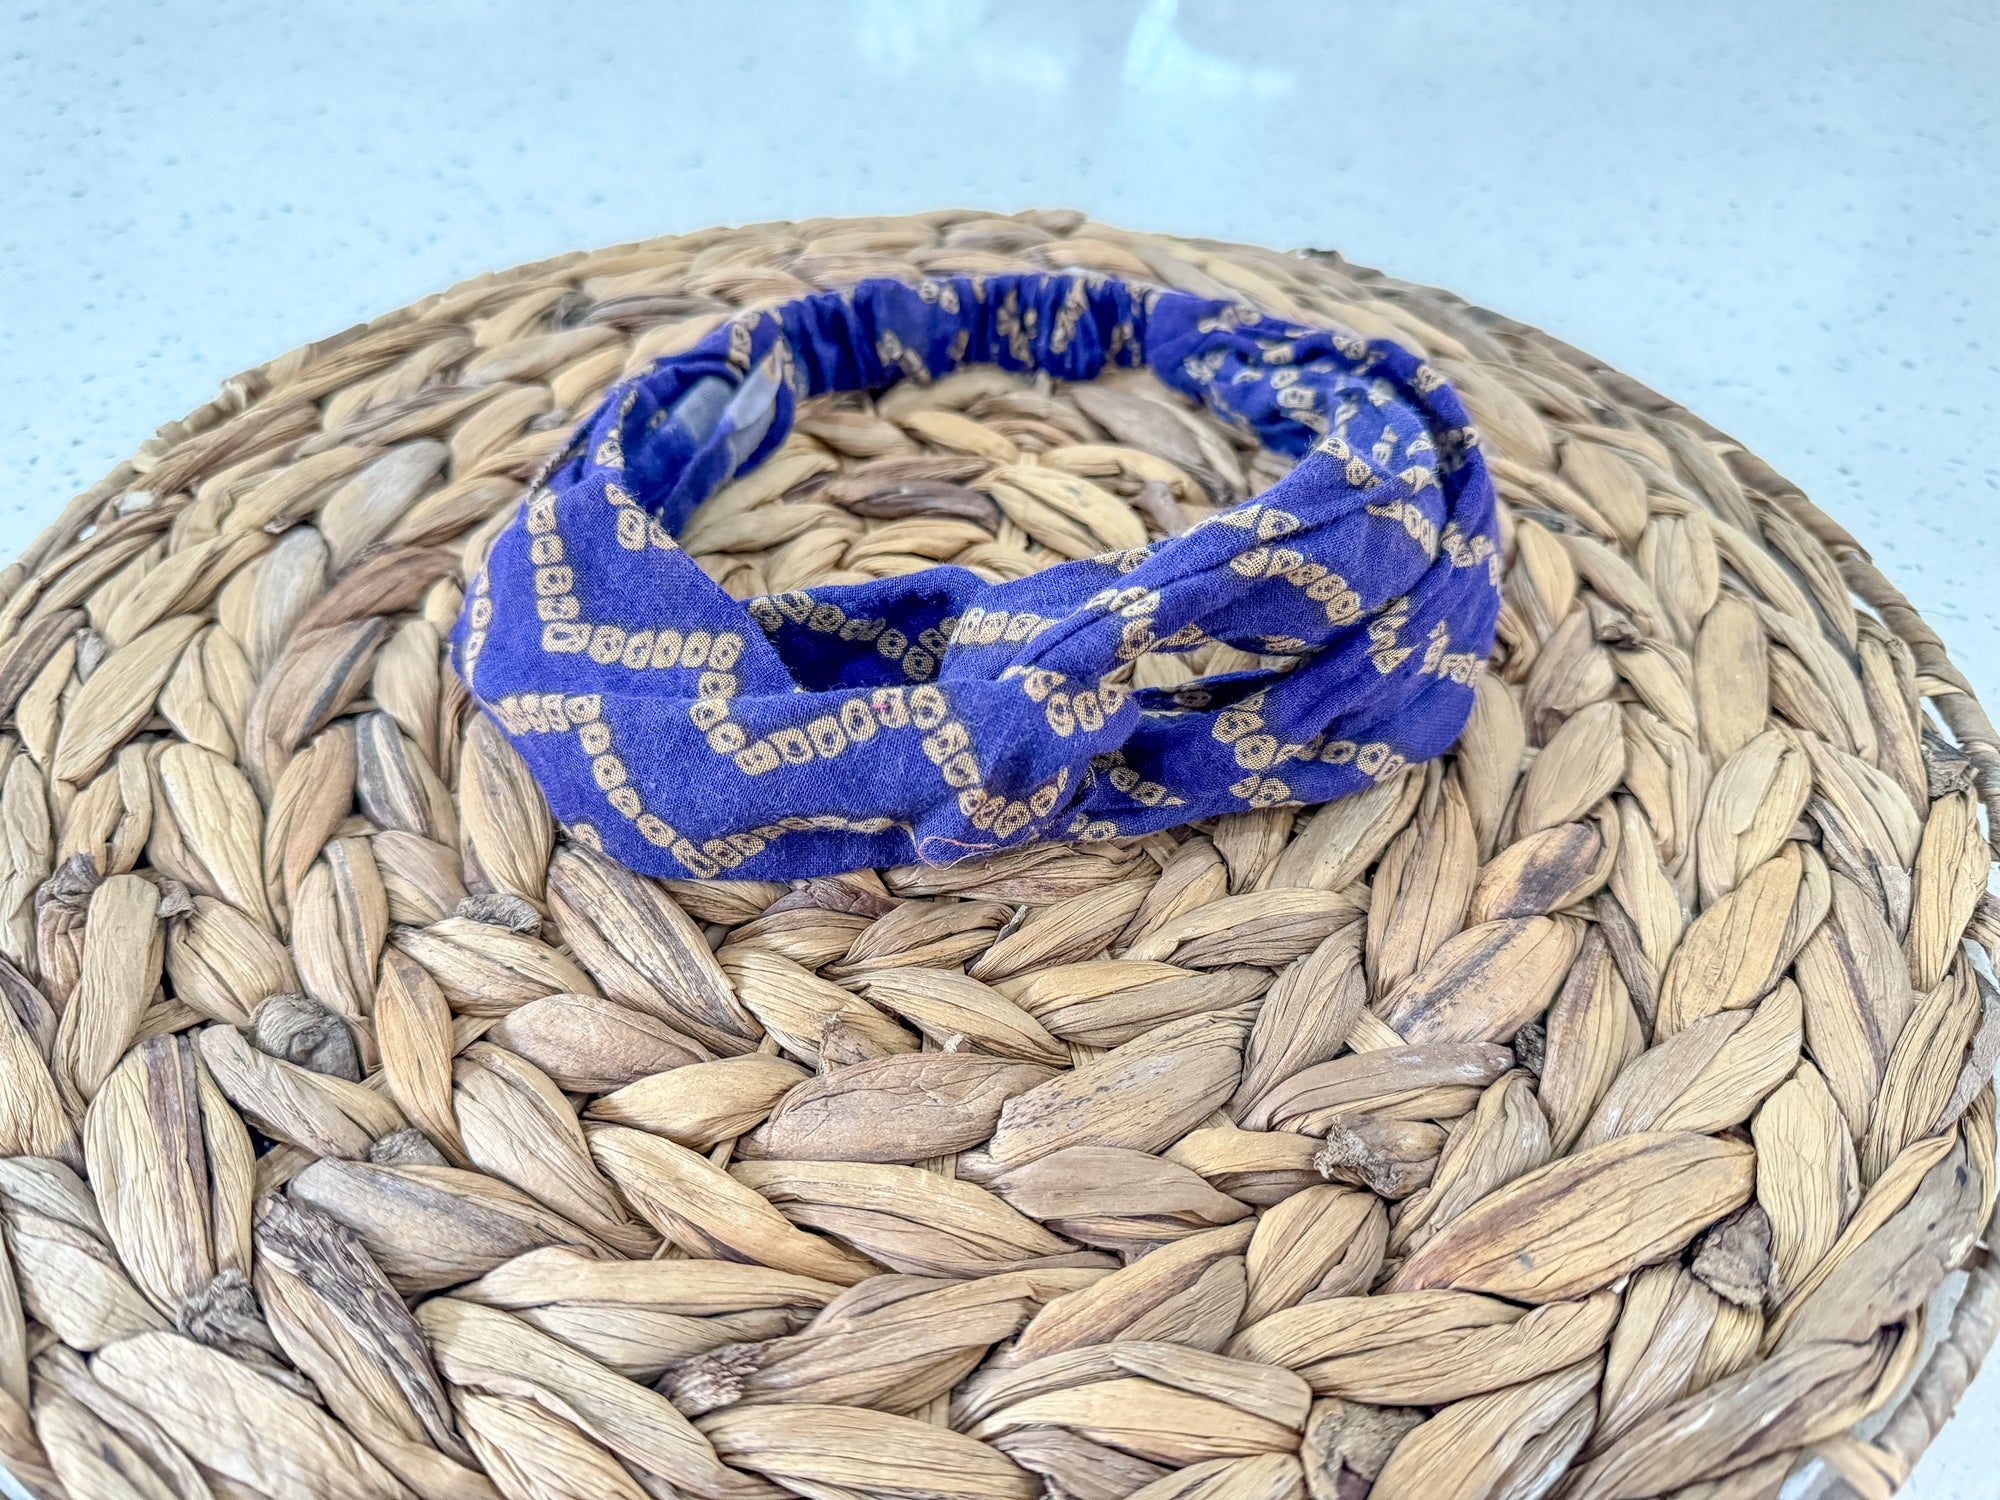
[0, 211, 1992, 1500]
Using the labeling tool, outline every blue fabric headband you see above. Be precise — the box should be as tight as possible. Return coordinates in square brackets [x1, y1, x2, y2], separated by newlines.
[452, 273, 1501, 881]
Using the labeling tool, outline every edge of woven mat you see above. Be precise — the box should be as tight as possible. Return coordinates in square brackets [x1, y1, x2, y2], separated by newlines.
[1312, 246, 2000, 1497]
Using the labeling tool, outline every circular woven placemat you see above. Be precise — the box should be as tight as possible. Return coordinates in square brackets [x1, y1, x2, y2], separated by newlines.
[0, 212, 1994, 1500]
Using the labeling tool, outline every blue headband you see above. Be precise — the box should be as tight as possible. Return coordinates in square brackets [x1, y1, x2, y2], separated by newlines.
[452, 273, 1500, 881]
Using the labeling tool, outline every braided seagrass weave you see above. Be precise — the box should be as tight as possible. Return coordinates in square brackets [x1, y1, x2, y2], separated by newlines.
[0, 211, 1993, 1500]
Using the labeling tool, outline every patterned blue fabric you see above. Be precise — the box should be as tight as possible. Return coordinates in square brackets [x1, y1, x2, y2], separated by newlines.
[452, 273, 1500, 881]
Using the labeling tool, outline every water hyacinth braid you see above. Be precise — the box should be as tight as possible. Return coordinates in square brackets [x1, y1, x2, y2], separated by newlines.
[454, 272, 1501, 880]
[5, 214, 1996, 1500]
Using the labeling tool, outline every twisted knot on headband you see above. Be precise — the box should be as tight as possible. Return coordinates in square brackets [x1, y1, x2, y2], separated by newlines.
[452, 272, 1501, 881]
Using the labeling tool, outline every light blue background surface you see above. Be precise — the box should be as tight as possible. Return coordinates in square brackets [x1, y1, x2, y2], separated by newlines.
[1, 3, 1995, 1495]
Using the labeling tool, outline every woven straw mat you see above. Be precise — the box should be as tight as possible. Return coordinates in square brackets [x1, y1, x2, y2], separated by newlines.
[0, 211, 1994, 1500]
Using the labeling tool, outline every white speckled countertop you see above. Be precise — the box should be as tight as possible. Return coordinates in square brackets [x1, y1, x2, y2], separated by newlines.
[1, 2, 1995, 1495]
